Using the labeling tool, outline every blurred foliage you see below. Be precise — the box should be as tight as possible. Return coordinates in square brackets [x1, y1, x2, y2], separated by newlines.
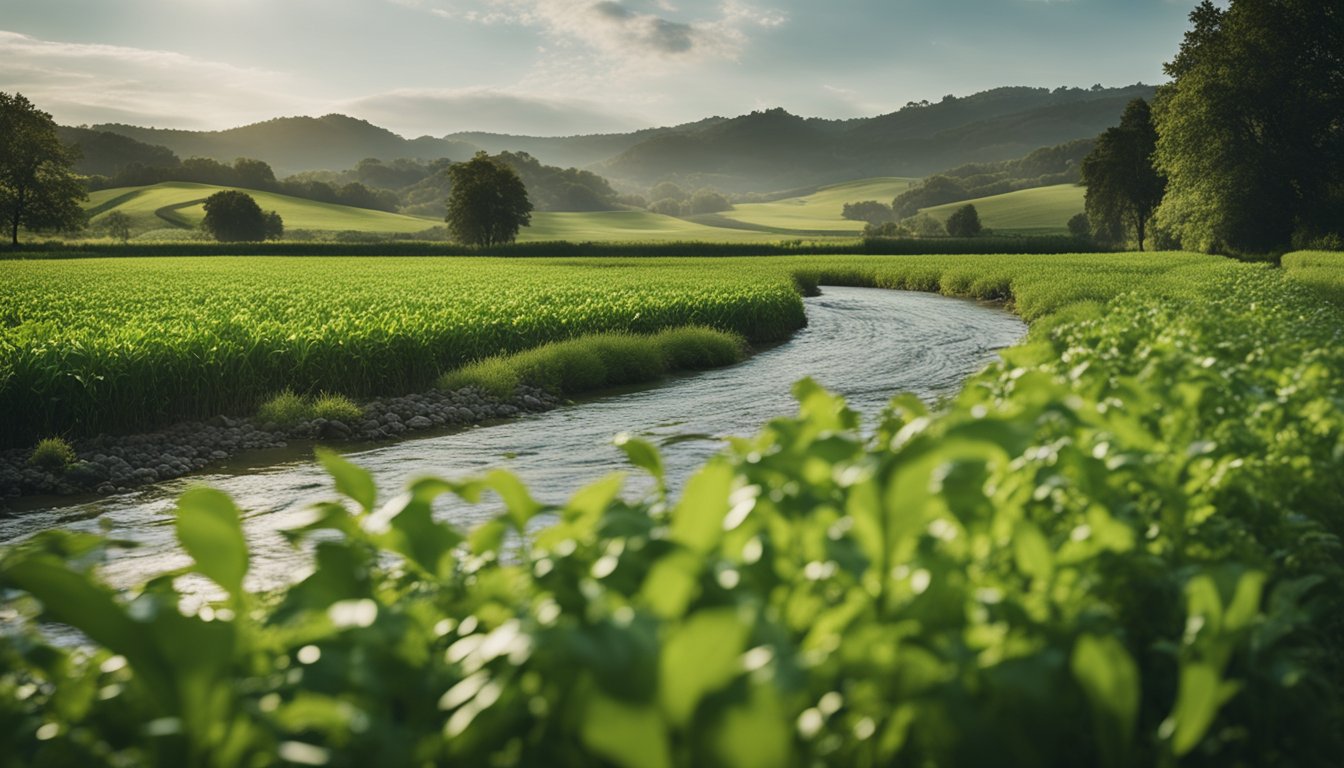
[3, 255, 1343, 766]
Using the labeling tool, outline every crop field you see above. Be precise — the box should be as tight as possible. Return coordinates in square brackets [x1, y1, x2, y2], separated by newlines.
[0, 257, 808, 446]
[85, 182, 442, 235]
[4, 250, 1343, 766]
[921, 182, 1085, 232]
[716, 177, 917, 233]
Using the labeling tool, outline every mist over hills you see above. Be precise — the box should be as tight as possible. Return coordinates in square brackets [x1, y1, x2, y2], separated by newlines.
[83, 115, 478, 177]
[73, 84, 1154, 193]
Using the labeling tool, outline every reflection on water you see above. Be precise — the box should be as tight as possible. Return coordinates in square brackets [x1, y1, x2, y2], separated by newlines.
[0, 287, 1025, 590]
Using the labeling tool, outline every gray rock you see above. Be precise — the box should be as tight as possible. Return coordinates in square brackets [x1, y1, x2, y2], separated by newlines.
[407, 415, 432, 430]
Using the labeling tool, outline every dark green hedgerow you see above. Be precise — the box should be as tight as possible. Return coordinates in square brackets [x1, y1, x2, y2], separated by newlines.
[1, 261, 1342, 766]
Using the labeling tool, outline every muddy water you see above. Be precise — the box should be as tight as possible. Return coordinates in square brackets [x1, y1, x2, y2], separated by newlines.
[0, 287, 1025, 590]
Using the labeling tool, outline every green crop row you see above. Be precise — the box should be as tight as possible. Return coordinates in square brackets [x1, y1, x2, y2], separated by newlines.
[2, 254, 1341, 766]
[0, 258, 806, 446]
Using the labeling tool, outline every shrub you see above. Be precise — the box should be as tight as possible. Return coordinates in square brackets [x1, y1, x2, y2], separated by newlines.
[27, 437, 76, 471]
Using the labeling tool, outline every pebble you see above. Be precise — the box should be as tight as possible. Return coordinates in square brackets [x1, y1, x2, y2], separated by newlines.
[0, 385, 559, 503]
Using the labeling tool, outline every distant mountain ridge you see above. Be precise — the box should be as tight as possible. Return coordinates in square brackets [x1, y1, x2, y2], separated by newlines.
[76, 84, 1156, 193]
[86, 114, 478, 176]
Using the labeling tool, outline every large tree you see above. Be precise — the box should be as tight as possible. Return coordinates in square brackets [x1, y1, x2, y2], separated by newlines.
[1153, 0, 1344, 253]
[0, 92, 87, 246]
[201, 190, 283, 242]
[445, 153, 533, 248]
[1080, 99, 1166, 250]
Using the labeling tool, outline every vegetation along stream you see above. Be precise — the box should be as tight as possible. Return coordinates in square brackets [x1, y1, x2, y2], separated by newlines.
[0, 286, 1024, 591]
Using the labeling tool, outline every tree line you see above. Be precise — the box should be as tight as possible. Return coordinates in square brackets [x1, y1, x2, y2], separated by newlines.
[1083, 0, 1341, 254]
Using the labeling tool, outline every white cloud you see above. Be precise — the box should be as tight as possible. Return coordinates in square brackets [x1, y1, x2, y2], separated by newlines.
[0, 30, 314, 128]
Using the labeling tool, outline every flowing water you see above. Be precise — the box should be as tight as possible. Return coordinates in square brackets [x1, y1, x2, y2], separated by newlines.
[0, 287, 1025, 590]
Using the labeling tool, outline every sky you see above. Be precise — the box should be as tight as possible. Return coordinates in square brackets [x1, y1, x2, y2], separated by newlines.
[0, 0, 1200, 137]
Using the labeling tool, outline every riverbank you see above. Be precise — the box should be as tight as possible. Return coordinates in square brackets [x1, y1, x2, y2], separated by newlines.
[0, 384, 559, 504]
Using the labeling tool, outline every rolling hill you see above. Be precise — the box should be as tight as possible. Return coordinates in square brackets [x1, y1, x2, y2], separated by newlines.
[87, 115, 479, 177]
[83, 183, 834, 243]
[921, 183, 1085, 233]
[713, 178, 918, 234]
[85, 182, 441, 235]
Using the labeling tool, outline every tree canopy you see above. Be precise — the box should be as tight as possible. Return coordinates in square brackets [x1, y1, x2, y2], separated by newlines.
[1153, 0, 1343, 253]
[201, 190, 283, 242]
[0, 92, 87, 246]
[445, 153, 533, 248]
[1080, 99, 1165, 250]
[945, 204, 983, 237]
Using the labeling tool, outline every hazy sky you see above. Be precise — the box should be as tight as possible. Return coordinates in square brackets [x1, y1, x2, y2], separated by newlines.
[0, 0, 1199, 137]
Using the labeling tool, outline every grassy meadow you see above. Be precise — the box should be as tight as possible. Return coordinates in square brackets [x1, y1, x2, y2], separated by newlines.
[86, 182, 440, 235]
[714, 177, 918, 233]
[4, 248, 1344, 766]
[80, 177, 1083, 245]
[920, 182, 1085, 233]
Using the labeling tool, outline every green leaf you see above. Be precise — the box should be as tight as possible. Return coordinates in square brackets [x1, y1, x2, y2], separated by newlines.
[614, 433, 664, 494]
[1013, 521, 1054, 581]
[670, 461, 734, 554]
[580, 691, 671, 768]
[174, 487, 249, 600]
[316, 448, 377, 513]
[711, 684, 791, 768]
[659, 608, 751, 727]
[564, 472, 626, 530]
[1169, 662, 1221, 756]
[485, 469, 543, 531]
[377, 478, 464, 576]
[1071, 633, 1140, 765]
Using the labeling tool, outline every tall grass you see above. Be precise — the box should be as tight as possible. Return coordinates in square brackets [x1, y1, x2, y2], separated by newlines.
[438, 326, 745, 397]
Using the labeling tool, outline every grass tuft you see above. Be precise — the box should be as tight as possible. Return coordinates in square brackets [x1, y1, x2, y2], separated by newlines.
[257, 390, 364, 427]
[312, 393, 363, 423]
[257, 390, 311, 427]
[28, 437, 76, 471]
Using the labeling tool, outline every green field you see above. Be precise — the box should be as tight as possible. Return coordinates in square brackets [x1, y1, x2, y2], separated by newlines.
[716, 177, 917, 233]
[920, 183, 1085, 232]
[5, 251, 1344, 766]
[519, 210, 790, 243]
[85, 182, 442, 235]
[82, 178, 1081, 243]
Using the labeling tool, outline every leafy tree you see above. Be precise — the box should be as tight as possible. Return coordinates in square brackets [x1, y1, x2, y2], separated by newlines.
[0, 92, 87, 246]
[842, 200, 894, 226]
[445, 152, 533, 248]
[945, 204, 983, 237]
[649, 181, 688, 203]
[902, 212, 947, 238]
[688, 189, 732, 215]
[648, 198, 685, 217]
[231, 158, 276, 190]
[1153, 0, 1344, 253]
[201, 190, 282, 242]
[102, 211, 132, 243]
[1080, 99, 1166, 250]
